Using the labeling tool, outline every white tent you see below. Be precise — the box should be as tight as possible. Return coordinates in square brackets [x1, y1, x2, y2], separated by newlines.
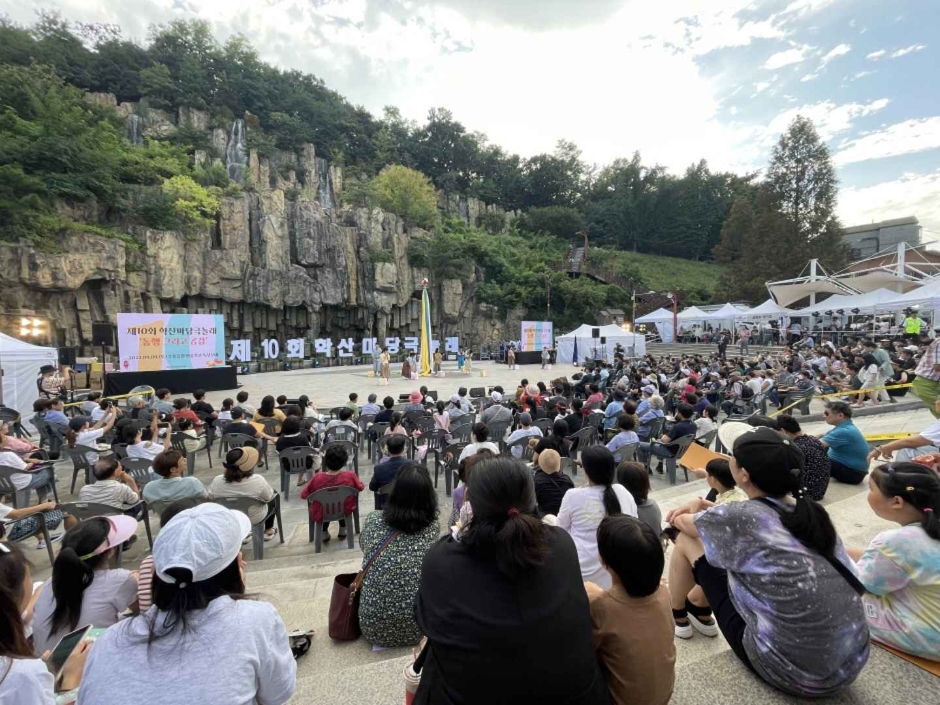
[555, 324, 646, 364]
[796, 288, 901, 315]
[704, 303, 751, 323]
[635, 307, 676, 343]
[746, 299, 796, 318]
[881, 277, 940, 310]
[677, 306, 709, 321]
[0, 333, 58, 424]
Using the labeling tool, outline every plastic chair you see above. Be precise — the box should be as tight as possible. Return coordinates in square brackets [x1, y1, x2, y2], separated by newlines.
[374, 434, 409, 465]
[415, 416, 436, 435]
[59, 500, 153, 556]
[170, 433, 204, 477]
[278, 446, 316, 499]
[0, 464, 58, 508]
[647, 435, 697, 485]
[210, 494, 284, 560]
[2, 512, 57, 565]
[696, 430, 718, 450]
[324, 424, 359, 446]
[328, 406, 346, 420]
[487, 420, 511, 451]
[585, 413, 604, 430]
[612, 443, 639, 464]
[420, 429, 450, 467]
[321, 439, 359, 475]
[65, 445, 100, 493]
[560, 457, 577, 477]
[435, 441, 467, 496]
[307, 485, 360, 553]
[506, 435, 535, 461]
[452, 424, 473, 443]
[566, 426, 597, 455]
[357, 414, 376, 456]
[120, 457, 154, 491]
[113, 443, 129, 460]
[402, 410, 429, 432]
[220, 433, 257, 459]
[534, 418, 553, 434]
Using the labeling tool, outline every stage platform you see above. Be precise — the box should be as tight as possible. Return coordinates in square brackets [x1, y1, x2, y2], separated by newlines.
[104, 366, 238, 396]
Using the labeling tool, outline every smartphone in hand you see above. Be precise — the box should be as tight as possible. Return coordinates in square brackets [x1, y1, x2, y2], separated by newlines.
[47, 624, 92, 679]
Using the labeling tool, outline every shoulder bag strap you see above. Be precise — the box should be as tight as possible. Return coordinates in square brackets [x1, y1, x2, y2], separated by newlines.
[352, 531, 398, 591]
[754, 498, 865, 596]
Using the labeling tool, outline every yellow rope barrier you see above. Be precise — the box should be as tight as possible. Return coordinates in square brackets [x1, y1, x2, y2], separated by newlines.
[61, 386, 156, 408]
[769, 383, 914, 417]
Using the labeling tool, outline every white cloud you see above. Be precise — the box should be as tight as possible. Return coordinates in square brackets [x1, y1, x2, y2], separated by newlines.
[753, 82, 772, 94]
[765, 99, 891, 143]
[891, 44, 927, 58]
[834, 117, 940, 165]
[820, 43, 851, 66]
[800, 73, 819, 82]
[850, 70, 874, 81]
[763, 47, 808, 69]
[839, 172, 940, 238]
[867, 49, 887, 60]
[780, 0, 839, 19]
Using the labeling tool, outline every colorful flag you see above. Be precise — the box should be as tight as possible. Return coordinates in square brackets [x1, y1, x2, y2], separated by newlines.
[419, 285, 433, 376]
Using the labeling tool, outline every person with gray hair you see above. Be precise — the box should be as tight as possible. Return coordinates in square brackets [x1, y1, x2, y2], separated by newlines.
[637, 395, 665, 442]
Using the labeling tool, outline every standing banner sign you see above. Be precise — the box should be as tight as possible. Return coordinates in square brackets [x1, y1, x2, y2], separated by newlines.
[418, 282, 433, 377]
[521, 321, 553, 351]
[117, 313, 226, 372]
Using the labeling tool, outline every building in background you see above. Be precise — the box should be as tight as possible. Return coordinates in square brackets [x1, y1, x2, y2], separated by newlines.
[842, 217, 921, 259]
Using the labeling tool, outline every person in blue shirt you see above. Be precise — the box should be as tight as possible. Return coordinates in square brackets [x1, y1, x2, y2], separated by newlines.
[606, 415, 639, 455]
[43, 398, 69, 427]
[370, 434, 409, 509]
[603, 391, 626, 430]
[636, 395, 665, 441]
[636, 386, 656, 417]
[818, 401, 870, 485]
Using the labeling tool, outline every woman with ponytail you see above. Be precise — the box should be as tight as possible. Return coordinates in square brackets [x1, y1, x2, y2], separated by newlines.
[557, 445, 637, 589]
[31, 516, 139, 655]
[414, 457, 610, 705]
[78, 503, 295, 704]
[847, 462, 940, 660]
[670, 426, 869, 697]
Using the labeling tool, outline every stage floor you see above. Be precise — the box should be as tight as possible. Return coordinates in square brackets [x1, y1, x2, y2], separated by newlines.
[199, 361, 575, 411]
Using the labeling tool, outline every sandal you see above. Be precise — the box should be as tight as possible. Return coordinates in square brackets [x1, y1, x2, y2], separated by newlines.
[264, 527, 278, 542]
[685, 599, 719, 637]
[672, 608, 693, 639]
[288, 630, 314, 658]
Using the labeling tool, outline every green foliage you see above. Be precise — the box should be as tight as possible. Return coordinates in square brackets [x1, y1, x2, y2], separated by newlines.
[477, 210, 505, 234]
[139, 63, 177, 109]
[161, 175, 219, 228]
[169, 124, 212, 151]
[365, 247, 395, 264]
[116, 139, 190, 185]
[247, 131, 277, 158]
[516, 206, 584, 239]
[192, 163, 230, 188]
[372, 165, 439, 228]
[340, 173, 378, 209]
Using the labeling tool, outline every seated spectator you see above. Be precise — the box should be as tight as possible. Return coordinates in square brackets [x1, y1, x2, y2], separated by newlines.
[234, 390, 255, 417]
[584, 385, 604, 409]
[413, 457, 611, 704]
[124, 414, 171, 463]
[345, 392, 360, 417]
[142, 449, 207, 504]
[359, 462, 440, 647]
[190, 389, 217, 424]
[223, 408, 277, 459]
[360, 393, 381, 417]
[300, 444, 364, 542]
[0, 543, 89, 701]
[374, 396, 396, 425]
[384, 412, 409, 437]
[446, 394, 468, 422]
[668, 427, 870, 696]
[557, 446, 637, 588]
[533, 448, 573, 517]
[564, 399, 585, 434]
[253, 395, 285, 432]
[124, 395, 150, 422]
[0, 496, 70, 550]
[217, 398, 235, 421]
[276, 415, 317, 485]
[869, 397, 940, 464]
[432, 400, 451, 436]
[777, 414, 831, 500]
[636, 395, 665, 442]
[371, 434, 409, 508]
[458, 423, 500, 463]
[481, 392, 512, 425]
[208, 447, 278, 540]
[80, 457, 143, 519]
[150, 388, 174, 416]
[506, 412, 542, 458]
[403, 390, 426, 415]
[819, 401, 870, 485]
[638, 403, 696, 472]
[43, 397, 70, 427]
[606, 415, 639, 456]
[66, 411, 116, 465]
[175, 417, 206, 454]
[0, 422, 55, 505]
[694, 404, 719, 443]
[274, 395, 289, 412]
[172, 398, 203, 431]
[79, 503, 296, 705]
[847, 462, 940, 661]
[451, 449, 494, 528]
[616, 461, 662, 537]
[325, 407, 358, 434]
[297, 394, 321, 421]
[31, 516, 139, 655]
[81, 391, 102, 416]
[603, 391, 626, 430]
[586, 515, 676, 705]
[531, 418, 570, 464]
[92, 400, 122, 426]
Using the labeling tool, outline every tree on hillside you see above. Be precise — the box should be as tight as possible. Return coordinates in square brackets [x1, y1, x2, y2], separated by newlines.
[713, 195, 754, 264]
[372, 165, 439, 228]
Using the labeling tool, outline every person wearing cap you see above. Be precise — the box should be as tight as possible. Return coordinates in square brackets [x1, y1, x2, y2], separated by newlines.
[78, 503, 296, 705]
[505, 412, 542, 459]
[66, 410, 117, 467]
[533, 448, 574, 516]
[401, 390, 424, 414]
[481, 391, 511, 426]
[208, 447, 278, 540]
[666, 427, 869, 697]
[445, 393, 468, 422]
[903, 310, 924, 341]
[818, 401, 870, 485]
[31, 516, 140, 655]
[636, 386, 656, 417]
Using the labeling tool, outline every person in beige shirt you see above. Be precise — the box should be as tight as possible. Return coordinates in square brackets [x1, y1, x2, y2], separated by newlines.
[585, 515, 676, 705]
[208, 446, 277, 539]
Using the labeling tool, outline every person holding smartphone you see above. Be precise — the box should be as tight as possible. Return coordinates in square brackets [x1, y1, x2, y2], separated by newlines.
[0, 542, 90, 701]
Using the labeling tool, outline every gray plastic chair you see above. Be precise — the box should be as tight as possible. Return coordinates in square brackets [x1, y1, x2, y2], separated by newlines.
[307, 485, 359, 553]
[374, 434, 408, 465]
[506, 436, 535, 461]
[0, 463, 57, 508]
[220, 433, 257, 457]
[65, 445, 100, 493]
[647, 434, 697, 485]
[59, 500, 153, 556]
[321, 439, 360, 475]
[534, 419, 554, 434]
[612, 443, 639, 464]
[436, 441, 467, 496]
[113, 443, 129, 460]
[120, 457, 154, 491]
[278, 446, 316, 499]
[170, 433, 204, 477]
[487, 421, 511, 452]
[210, 494, 284, 560]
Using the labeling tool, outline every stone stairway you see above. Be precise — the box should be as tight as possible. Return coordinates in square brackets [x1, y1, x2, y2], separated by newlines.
[31, 404, 938, 704]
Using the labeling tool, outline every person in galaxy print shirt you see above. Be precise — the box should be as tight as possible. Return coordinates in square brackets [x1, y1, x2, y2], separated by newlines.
[668, 426, 870, 697]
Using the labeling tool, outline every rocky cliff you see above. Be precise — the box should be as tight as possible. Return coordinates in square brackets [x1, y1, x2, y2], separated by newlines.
[0, 97, 518, 357]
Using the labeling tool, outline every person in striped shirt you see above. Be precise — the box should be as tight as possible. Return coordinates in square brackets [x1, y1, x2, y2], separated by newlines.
[78, 457, 142, 519]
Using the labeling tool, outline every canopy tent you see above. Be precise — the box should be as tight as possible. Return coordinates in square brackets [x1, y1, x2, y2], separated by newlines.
[635, 307, 676, 344]
[555, 324, 646, 364]
[746, 299, 796, 318]
[795, 287, 901, 315]
[704, 303, 751, 322]
[676, 306, 709, 321]
[0, 332, 58, 425]
[880, 277, 940, 310]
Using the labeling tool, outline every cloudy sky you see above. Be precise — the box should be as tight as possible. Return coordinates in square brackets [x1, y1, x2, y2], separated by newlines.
[6, 0, 940, 239]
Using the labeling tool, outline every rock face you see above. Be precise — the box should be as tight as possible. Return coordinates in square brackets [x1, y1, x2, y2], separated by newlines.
[2, 95, 516, 356]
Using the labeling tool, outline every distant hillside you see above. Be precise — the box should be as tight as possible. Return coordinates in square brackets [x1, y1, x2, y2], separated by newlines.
[620, 252, 723, 302]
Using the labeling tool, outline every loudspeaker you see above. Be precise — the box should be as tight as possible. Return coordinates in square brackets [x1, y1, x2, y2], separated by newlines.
[600, 337, 607, 345]
[91, 324, 114, 347]
[591, 327, 600, 338]
[58, 347, 77, 366]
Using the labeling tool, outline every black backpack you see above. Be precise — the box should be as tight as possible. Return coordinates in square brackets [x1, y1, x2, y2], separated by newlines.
[740, 385, 754, 400]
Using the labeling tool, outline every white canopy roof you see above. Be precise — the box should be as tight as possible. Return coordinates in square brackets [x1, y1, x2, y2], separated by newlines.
[676, 306, 709, 321]
[556, 324, 646, 362]
[635, 307, 675, 323]
[880, 277, 940, 310]
[746, 299, 796, 317]
[704, 303, 751, 321]
[796, 287, 902, 315]
[557, 324, 643, 342]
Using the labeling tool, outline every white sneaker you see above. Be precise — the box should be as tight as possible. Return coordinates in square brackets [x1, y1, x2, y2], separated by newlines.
[674, 621, 693, 639]
[36, 533, 62, 550]
[688, 612, 720, 637]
